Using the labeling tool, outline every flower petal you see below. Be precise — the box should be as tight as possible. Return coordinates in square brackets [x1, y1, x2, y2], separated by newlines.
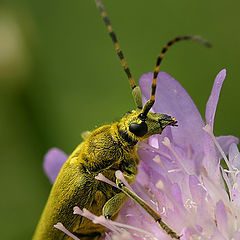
[205, 69, 226, 129]
[189, 175, 206, 206]
[43, 148, 68, 184]
[229, 142, 240, 169]
[216, 136, 239, 160]
[233, 231, 240, 240]
[215, 200, 228, 238]
[139, 72, 205, 154]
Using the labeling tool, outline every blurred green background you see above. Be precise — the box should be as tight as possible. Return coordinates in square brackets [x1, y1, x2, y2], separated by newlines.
[0, 0, 239, 239]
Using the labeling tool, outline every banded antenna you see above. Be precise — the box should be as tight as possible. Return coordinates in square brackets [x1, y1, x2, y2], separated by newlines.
[96, 0, 211, 113]
[95, 0, 143, 109]
[142, 35, 211, 117]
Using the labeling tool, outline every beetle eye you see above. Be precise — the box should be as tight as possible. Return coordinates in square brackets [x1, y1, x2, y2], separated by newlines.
[129, 122, 148, 137]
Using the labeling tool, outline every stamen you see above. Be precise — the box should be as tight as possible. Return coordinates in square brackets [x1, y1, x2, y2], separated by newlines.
[162, 137, 189, 174]
[144, 185, 160, 212]
[115, 170, 134, 192]
[54, 222, 80, 240]
[138, 141, 172, 160]
[160, 206, 167, 216]
[233, 182, 238, 190]
[203, 124, 234, 173]
[203, 124, 240, 204]
[153, 155, 174, 183]
[150, 199, 160, 212]
[201, 174, 229, 206]
[155, 180, 203, 236]
[117, 179, 180, 239]
[155, 180, 164, 190]
[73, 207, 120, 234]
[184, 199, 197, 210]
[74, 177, 157, 238]
[110, 221, 155, 237]
[105, 232, 112, 240]
[162, 137, 171, 147]
[168, 169, 182, 173]
[73, 207, 154, 237]
[95, 173, 117, 188]
[224, 166, 240, 177]
[197, 182, 208, 193]
[220, 166, 233, 201]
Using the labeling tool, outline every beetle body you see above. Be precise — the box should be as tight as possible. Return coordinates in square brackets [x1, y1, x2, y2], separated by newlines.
[33, 0, 210, 238]
[33, 110, 176, 239]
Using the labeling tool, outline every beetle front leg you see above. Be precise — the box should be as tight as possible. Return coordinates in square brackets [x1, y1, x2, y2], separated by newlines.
[102, 157, 138, 219]
[102, 171, 136, 219]
[120, 158, 138, 184]
[102, 192, 128, 219]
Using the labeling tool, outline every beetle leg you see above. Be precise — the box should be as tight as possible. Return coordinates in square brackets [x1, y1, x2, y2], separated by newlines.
[102, 169, 136, 219]
[122, 172, 136, 184]
[102, 192, 128, 219]
[120, 159, 138, 184]
[116, 179, 180, 239]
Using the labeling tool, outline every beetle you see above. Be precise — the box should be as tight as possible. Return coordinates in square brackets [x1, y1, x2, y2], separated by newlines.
[33, 0, 210, 239]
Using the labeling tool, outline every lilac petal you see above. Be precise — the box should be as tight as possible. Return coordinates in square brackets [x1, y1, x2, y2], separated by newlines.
[205, 69, 226, 129]
[231, 189, 240, 205]
[233, 231, 240, 240]
[229, 142, 240, 168]
[180, 227, 197, 240]
[43, 148, 68, 184]
[210, 230, 226, 240]
[221, 166, 233, 195]
[171, 183, 184, 207]
[202, 132, 219, 177]
[189, 175, 206, 205]
[215, 200, 228, 238]
[157, 126, 174, 156]
[216, 136, 239, 160]
[139, 72, 205, 153]
[138, 148, 170, 185]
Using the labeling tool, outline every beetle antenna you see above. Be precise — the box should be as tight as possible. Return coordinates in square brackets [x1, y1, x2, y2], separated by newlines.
[95, 0, 143, 108]
[142, 35, 211, 116]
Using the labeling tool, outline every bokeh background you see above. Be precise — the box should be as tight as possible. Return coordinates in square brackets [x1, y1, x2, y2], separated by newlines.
[0, 0, 239, 239]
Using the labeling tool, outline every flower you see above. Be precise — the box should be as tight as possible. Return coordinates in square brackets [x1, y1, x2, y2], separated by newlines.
[44, 69, 239, 240]
[43, 147, 68, 184]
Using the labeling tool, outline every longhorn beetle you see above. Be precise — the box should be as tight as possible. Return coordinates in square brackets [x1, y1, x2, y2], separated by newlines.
[33, 0, 210, 239]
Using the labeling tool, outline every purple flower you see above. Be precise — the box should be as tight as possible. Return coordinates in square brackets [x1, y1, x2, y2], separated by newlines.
[44, 69, 239, 240]
[43, 148, 68, 184]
